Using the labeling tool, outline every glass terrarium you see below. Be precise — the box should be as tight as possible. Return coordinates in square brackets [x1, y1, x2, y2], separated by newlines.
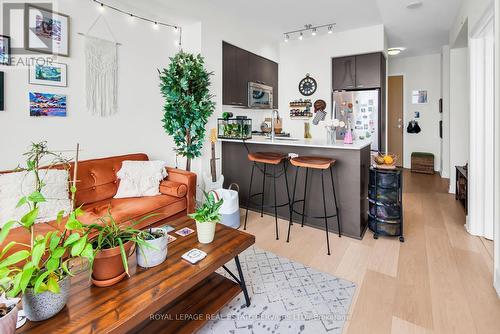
[217, 118, 252, 140]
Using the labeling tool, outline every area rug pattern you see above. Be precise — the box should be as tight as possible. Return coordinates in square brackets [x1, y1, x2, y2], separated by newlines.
[199, 247, 356, 334]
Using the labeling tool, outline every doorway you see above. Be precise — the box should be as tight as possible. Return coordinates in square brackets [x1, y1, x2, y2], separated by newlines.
[388, 75, 404, 164]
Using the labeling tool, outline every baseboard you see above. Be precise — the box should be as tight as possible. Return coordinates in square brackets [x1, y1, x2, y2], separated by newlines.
[494, 268, 500, 297]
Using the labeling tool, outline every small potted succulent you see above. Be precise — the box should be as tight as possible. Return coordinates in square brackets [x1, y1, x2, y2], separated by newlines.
[188, 191, 224, 244]
[136, 228, 168, 268]
[85, 211, 155, 287]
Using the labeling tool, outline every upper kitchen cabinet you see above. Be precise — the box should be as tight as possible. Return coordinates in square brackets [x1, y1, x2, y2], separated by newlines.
[222, 42, 279, 108]
[355, 53, 383, 89]
[332, 56, 356, 90]
[223, 42, 249, 107]
[332, 52, 386, 91]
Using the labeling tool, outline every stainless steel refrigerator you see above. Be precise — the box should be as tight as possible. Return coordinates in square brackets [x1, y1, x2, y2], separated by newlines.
[333, 89, 380, 151]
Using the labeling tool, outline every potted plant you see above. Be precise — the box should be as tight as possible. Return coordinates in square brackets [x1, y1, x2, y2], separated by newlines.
[0, 294, 19, 334]
[0, 142, 94, 322]
[188, 191, 224, 244]
[159, 51, 216, 171]
[136, 228, 168, 268]
[85, 212, 154, 287]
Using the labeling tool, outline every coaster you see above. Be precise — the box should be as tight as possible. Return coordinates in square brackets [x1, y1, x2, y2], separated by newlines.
[166, 234, 177, 244]
[181, 249, 207, 264]
[159, 224, 175, 233]
[175, 227, 195, 237]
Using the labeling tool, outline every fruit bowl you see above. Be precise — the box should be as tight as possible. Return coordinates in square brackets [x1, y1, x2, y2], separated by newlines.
[373, 153, 398, 169]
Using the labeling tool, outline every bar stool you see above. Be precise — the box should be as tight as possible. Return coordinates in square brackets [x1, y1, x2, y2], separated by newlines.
[243, 152, 290, 240]
[286, 156, 341, 255]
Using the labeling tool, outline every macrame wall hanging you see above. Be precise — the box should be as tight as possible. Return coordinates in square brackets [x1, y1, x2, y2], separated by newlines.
[83, 15, 119, 117]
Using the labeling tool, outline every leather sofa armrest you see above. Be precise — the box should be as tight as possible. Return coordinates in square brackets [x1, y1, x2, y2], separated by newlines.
[166, 167, 197, 213]
[160, 180, 187, 198]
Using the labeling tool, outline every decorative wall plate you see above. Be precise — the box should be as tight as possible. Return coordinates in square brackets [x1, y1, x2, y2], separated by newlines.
[298, 74, 317, 96]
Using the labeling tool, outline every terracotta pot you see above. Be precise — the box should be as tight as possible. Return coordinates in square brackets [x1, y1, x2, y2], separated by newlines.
[92, 241, 134, 283]
[0, 305, 18, 334]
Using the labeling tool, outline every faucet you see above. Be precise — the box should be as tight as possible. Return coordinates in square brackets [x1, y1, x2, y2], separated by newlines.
[271, 109, 280, 141]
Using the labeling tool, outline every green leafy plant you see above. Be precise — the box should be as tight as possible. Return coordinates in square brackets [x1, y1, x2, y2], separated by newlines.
[0, 142, 94, 297]
[159, 51, 216, 171]
[84, 211, 156, 276]
[188, 191, 224, 223]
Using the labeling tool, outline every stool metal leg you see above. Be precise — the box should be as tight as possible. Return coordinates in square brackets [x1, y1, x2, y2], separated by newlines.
[244, 163, 255, 230]
[261, 164, 267, 217]
[287, 166, 299, 243]
[273, 164, 279, 240]
[321, 170, 331, 255]
[330, 165, 341, 237]
[301, 168, 309, 227]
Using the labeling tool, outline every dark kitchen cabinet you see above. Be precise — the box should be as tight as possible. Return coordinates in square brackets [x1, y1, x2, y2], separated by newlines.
[223, 41, 279, 108]
[223, 42, 249, 107]
[355, 53, 382, 89]
[332, 56, 356, 90]
[332, 52, 385, 91]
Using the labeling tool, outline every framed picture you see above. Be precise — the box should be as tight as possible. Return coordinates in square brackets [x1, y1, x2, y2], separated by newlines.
[29, 62, 67, 87]
[412, 90, 428, 104]
[24, 4, 70, 57]
[29, 92, 67, 117]
[0, 35, 10, 65]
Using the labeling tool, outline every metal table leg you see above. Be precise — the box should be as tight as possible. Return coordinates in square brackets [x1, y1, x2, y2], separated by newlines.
[222, 255, 251, 307]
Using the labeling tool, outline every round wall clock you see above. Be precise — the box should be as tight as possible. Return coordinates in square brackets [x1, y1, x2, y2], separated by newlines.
[298, 74, 317, 96]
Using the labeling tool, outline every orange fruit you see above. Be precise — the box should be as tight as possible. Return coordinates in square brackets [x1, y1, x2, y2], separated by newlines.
[383, 155, 394, 165]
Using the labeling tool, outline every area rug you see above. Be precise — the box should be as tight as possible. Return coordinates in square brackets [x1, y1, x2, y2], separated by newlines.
[199, 247, 356, 334]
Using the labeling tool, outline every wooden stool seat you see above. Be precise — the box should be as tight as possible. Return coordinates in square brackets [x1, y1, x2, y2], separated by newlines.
[290, 156, 336, 170]
[248, 152, 287, 165]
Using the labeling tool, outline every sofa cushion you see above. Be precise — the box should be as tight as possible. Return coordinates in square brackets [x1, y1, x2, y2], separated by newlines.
[83, 195, 186, 226]
[159, 180, 187, 198]
[114, 160, 168, 199]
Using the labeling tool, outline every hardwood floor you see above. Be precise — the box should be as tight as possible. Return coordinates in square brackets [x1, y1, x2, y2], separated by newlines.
[241, 170, 500, 334]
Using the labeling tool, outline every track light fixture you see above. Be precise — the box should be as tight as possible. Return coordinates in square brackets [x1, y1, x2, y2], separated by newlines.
[283, 23, 336, 42]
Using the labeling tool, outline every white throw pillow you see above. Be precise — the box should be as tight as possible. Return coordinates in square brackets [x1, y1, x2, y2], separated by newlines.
[0, 169, 71, 227]
[114, 161, 168, 199]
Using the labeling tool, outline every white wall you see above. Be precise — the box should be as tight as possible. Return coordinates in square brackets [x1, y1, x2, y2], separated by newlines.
[449, 47, 470, 193]
[441, 46, 451, 178]
[278, 25, 385, 139]
[388, 54, 442, 170]
[450, 0, 494, 46]
[494, 0, 500, 297]
[0, 0, 198, 170]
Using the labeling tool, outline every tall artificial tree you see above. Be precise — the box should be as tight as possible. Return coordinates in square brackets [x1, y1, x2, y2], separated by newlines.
[159, 51, 215, 171]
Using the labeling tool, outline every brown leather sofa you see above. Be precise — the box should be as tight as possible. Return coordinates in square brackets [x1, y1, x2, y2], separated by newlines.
[1, 153, 196, 249]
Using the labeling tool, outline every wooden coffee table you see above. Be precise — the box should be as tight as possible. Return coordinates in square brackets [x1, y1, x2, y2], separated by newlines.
[18, 217, 255, 334]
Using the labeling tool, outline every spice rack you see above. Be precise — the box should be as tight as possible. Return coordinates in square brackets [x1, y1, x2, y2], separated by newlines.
[289, 99, 313, 119]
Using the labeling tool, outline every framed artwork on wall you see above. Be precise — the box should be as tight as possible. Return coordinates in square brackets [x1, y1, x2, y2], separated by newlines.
[412, 90, 428, 104]
[0, 35, 11, 65]
[24, 4, 70, 57]
[29, 92, 67, 117]
[29, 62, 67, 87]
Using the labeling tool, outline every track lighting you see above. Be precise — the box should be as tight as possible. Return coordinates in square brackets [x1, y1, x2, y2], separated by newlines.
[312, 28, 317, 36]
[283, 23, 335, 41]
[298, 32, 303, 40]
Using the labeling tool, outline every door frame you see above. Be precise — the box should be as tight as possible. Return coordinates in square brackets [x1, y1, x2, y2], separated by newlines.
[388, 73, 406, 166]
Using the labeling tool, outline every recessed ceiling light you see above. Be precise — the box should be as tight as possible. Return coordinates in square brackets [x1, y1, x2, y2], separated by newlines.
[388, 47, 406, 56]
[406, 1, 423, 9]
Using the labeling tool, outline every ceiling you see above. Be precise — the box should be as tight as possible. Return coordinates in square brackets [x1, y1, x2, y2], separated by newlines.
[118, 0, 463, 57]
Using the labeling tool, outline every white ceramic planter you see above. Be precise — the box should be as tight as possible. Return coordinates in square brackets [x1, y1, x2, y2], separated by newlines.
[0, 305, 18, 334]
[196, 221, 216, 244]
[137, 228, 168, 268]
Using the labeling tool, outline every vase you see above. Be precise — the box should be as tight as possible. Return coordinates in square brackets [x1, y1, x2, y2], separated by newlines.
[0, 305, 18, 334]
[22, 276, 70, 322]
[196, 221, 216, 244]
[326, 127, 337, 144]
[137, 228, 168, 268]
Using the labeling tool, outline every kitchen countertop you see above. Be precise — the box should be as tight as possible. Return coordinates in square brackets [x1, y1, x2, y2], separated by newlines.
[218, 135, 372, 150]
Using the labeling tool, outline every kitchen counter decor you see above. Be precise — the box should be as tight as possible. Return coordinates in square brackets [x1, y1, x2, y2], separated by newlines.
[217, 117, 252, 140]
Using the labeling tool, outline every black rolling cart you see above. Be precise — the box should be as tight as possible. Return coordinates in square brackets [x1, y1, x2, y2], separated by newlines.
[368, 167, 404, 242]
